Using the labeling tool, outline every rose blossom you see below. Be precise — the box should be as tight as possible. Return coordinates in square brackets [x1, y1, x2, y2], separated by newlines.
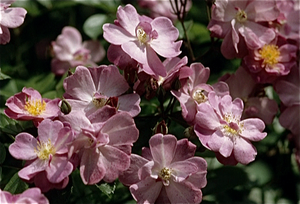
[63, 108, 139, 185]
[171, 62, 229, 125]
[103, 4, 182, 77]
[220, 66, 278, 124]
[51, 26, 105, 75]
[63, 65, 141, 118]
[119, 134, 207, 204]
[243, 37, 298, 83]
[194, 92, 267, 165]
[0, 188, 49, 204]
[207, 0, 279, 59]
[0, 0, 27, 44]
[9, 119, 74, 192]
[4, 87, 60, 126]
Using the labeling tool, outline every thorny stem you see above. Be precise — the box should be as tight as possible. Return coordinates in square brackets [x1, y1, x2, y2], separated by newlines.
[170, 0, 195, 62]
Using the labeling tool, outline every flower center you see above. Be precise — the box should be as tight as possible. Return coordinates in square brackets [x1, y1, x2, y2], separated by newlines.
[24, 100, 46, 116]
[258, 44, 280, 66]
[35, 139, 56, 160]
[222, 114, 243, 138]
[73, 49, 91, 62]
[235, 9, 247, 23]
[159, 167, 172, 185]
[92, 97, 107, 108]
[192, 89, 207, 103]
[137, 26, 149, 44]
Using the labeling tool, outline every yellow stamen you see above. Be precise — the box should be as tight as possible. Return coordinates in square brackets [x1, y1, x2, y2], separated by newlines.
[193, 89, 207, 104]
[236, 9, 247, 23]
[137, 27, 148, 44]
[259, 44, 280, 66]
[92, 97, 107, 108]
[24, 100, 46, 116]
[34, 139, 55, 160]
[159, 167, 172, 181]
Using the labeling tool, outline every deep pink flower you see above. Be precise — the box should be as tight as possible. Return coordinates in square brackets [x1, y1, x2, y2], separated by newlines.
[208, 0, 279, 59]
[194, 92, 267, 165]
[0, 0, 27, 44]
[171, 63, 229, 124]
[4, 87, 60, 126]
[221, 66, 278, 124]
[51, 26, 105, 75]
[119, 134, 207, 204]
[138, 0, 192, 22]
[63, 109, 139, 185]
[243, 37, 298, 83]
[63, 65, 141, 118]
[9, 119, 74, 192]
[103, 4, 182, 77]
[274, 0, 300, 44]
[0, 188, 49, 204]
[275, 65, 300, 136]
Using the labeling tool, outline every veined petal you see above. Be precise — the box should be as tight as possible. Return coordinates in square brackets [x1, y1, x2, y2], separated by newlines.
[103, 23, 135, 45]
[233, 137, 257, 165]
[239, 118, 267, 141]
[9, 133, 37, 160]
[116, 4, 140, 36]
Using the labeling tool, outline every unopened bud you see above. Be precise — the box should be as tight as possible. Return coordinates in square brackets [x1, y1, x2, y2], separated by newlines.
[154, 120, 168, 135]
[60, 99, 72, 115]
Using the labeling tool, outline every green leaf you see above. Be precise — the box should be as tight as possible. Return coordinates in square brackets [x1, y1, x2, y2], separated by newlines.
[0, 68, 11, 80]
[0, 113, 33, 136]
[0, 142, 6, 164]
[3, 172, 28, 194]
[176, 20, 194, 39]
[245, 161, 273, 186]
[96, 182, 116, 197]
[83, 14, 107, 39]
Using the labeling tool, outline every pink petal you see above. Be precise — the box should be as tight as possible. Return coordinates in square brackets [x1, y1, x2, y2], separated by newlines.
[121, 40, 147, 64]
[233, 137, 257, 165]
[46, 156, 73, 183]
[146, 45, 167, 77]
[0, 7, 26, 28]
[170, 160, 198, 182]
[240, 118, 267, 141]
[9, 133, 37, 160]
[130, 177, 163, 203]
[116, 4, 140, 36]
[171, 139, 196, 162]
[100, 145, 131, 182]
[101, 112, 138, 146]
[196, 103, 221, 130]
[80, 148, 105, 185]
[166, 180, 203, 204]
[118, 93, 141, 117]
[98, 65, 129, 96]
[103, 23, 135, 45]
[37, 119, 63, 145]
[149, 134, 177, 166]
[63, 66, 96, 101]
[82, 40, 105, 62]
[119, 154, 149, 186]
[18, 159, 48, 180]
[185, 157, 207, 189]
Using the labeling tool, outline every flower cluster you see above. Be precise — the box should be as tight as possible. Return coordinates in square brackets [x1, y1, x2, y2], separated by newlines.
[1, 0, 299, 203]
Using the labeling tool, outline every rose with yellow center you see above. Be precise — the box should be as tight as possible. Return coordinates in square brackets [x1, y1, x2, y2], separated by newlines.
[24, 100, 46, 116]
[259, 44, 280, 66]
[34, 139, 56, 160]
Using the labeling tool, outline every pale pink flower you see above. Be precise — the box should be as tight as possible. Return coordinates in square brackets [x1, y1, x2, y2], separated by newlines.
[0, 188, 49, 204]
[9, 119, 74, 192]
[171, 63, 229, 125]
[63, 109, 139, 185]
[194, 92, 267, 165]
[138, 0, 192, 22]
[243, 37, 298, 83]
[4, 87, 60, 126]
[221, 66, 278, 124]
[208, 0, 279, 59]
[0, 0, 27, 44]
[51, 26, 105, 75]
[103, 4, 182, 77]
[63, 65, 141, 118]
[119, 134, 207, 204]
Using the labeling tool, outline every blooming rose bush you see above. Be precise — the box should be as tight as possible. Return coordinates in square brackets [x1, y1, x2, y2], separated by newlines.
[0, 0, 299, 204]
